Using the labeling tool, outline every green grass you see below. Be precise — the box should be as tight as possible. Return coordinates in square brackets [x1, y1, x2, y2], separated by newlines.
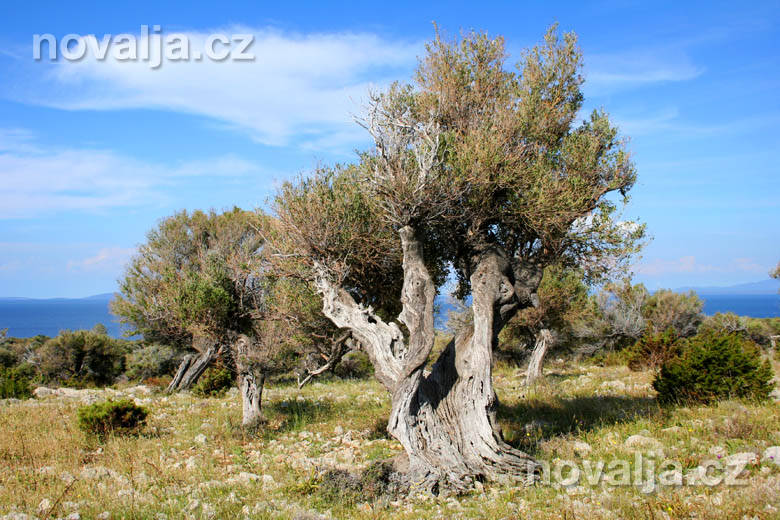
[0, 359, 778, 519]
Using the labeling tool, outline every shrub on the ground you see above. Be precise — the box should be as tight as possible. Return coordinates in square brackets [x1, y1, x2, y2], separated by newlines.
[333, 351, 374, 380]
[642, 289, 703, 337]
[77, 399, 148, 436]
[125, 343, 181, 381]
[0, 346, 18, 369]
[625, 328, 682, 371]
[653, 332, 774, 404]
[0, 365, 34, 399]
[192, 365, 234, 397]
[37, 330, 128, 386]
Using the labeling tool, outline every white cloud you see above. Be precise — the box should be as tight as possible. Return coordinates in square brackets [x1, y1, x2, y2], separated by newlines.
[0, 130, 267, 218]
[637, 256, 767, 276]
[17, 28, 421, 149]
[584, 46, 703, 94]
[67, 246, 135, 272]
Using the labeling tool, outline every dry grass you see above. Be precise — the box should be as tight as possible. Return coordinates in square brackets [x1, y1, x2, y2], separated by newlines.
[0, 359, 778, 519]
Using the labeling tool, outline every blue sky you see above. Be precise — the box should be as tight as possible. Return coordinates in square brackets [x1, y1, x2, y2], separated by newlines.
[0, 1, 778, 297]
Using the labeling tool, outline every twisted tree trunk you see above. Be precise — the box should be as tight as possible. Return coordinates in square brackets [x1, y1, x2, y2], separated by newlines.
[234, 335, 266, 428]
[166, 343, 219, 393]
[525, 328, 553, 386]
[314, 226, 541, 491]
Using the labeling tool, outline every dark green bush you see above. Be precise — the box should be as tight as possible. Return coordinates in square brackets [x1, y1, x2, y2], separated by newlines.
[192, 365, 234, 397]
[37, 330, 128, 386]
[125, 343, 181, 381]
[77, 399, 148, 436]
[0, 365, 33, 399]
[626, 328, 682, 371]
[334, 351, 374, 380]
[653, 332, 774, 405]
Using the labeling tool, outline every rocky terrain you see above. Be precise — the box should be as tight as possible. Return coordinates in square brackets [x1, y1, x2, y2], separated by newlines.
[1, 360, 779, 519]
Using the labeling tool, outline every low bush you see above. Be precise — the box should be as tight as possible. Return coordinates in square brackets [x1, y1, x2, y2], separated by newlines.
[625, 328, 682, 371]
[0, 365, 34, 399]
[192, 365, 234, 397]
[77, 399, 148, 436]
[653, 332, 774, 405]
[334, 351, 374, 380]
[125, 343, 181, 381]
[37, 330, 128, 386]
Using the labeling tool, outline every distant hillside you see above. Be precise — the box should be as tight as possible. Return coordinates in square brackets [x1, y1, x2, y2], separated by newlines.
[675, 278, 780, 295]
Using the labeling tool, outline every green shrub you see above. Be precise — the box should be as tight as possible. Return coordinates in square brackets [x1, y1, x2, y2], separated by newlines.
[125, 343, 181, 381]
[77, 399, 148, 436]
[192, 365, 234, 397]
[37, 330, 128, 386]
[0, 346, 19, 368]
[626, 328, 682, 371]
[653, 333, 774, 405]
[334, 351, 374, 380]
[0, 365, 33, 399]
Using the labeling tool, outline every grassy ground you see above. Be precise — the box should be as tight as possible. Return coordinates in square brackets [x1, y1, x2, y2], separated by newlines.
[1, 359, 779, 520]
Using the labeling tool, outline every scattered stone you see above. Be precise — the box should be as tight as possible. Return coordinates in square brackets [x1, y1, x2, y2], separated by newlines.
[725, 452, 758, 467]
[624, 435, 662, 450]
[572, 441, 592, 456]
[334, 425, 344, 435]
[37, 498, 52, 513]
[661, 426, 683, 434]
[97, 513, 110, 520]
[709, 446, 727, 458]
[66, 513, 81, 520]
[600, 380, 627, 392]
[33, 386, 54, 398]
[262, 474, 276, 488]
[194, 433, 207, 445]
[763, 446, 780, 466]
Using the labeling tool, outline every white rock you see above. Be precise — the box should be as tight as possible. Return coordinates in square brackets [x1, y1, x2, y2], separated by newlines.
[33, 386, 54, 398]
[238, 472, 260, 483]
[600, 380, 627, 392]
[66, 513, 81, 520]
[38, 498, 52, 513]
[709, 446, 727, 458]
[185, 456, 197, 471]
[725, 452, 758, 467]
[624, 435, 662, 450]
[572, 441, 592, 456]
[194, 433, 207, 445]
[261, 474, 275, 487]
[334, 425, 344, 435]
[763, 446, 780, 466]
[97, 513, 110, 520]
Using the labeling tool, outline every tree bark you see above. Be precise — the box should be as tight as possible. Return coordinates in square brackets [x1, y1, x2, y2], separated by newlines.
[233, 335, 266, 428]
[314, 227, 541, 492]
[166, 344, 219, 393]
[525, 328, 553, 386]
[239, 368, 265, 428]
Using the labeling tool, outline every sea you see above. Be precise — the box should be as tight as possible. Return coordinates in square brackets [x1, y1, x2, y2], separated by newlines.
[0, 292, 778, 339]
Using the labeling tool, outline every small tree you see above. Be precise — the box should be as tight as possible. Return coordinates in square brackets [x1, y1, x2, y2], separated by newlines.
[642, 289, 703, 337]
[112, 208, 270, 426]
[271, 26, 643, 490]
[574, 279, 648, 355]
[503, 266, 591, 385]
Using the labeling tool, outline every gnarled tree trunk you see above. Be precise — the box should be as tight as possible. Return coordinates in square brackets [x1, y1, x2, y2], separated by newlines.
[314, 226, 542, 491]
[166, 343, 219, 393]
[525, 328, 553, 386]
[234, 335, 266, 428]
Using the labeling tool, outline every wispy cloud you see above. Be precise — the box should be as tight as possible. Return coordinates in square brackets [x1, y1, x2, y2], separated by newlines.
[584, 44, 703, 94]
[637, 256, 767, 276]
[0, 129, 266, 218]
[8, 27, 421, 149]
[67, 246, 135, 272]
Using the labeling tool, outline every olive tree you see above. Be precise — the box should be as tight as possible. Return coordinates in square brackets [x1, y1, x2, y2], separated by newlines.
[505, 266, 591, 385]
[112, 208, 271, 426]
[271, 26, 643, 490]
